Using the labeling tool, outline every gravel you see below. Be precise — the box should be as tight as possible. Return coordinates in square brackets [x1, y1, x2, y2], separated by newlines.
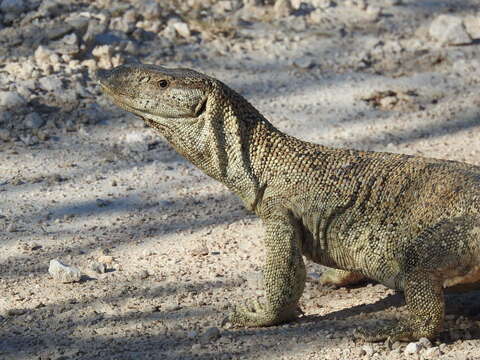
[1, 0, 480, 359]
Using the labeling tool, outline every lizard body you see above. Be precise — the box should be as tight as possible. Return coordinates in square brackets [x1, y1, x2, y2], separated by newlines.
[98, 64, 480, 341]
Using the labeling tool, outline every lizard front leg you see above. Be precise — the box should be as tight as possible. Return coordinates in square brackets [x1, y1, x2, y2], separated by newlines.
[227, 211, 306, 327]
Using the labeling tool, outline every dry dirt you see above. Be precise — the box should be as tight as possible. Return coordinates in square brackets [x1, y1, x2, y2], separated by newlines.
[1, 0, 480, 359]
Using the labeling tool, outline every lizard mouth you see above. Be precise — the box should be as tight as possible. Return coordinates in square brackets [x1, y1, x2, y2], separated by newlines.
[99, 81, 172, 132]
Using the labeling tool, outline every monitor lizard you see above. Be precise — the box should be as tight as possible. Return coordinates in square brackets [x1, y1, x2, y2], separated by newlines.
[97, 64, 480, 341]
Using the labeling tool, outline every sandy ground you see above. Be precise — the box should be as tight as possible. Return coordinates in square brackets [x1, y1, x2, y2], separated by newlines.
[1, 0, 480, 359]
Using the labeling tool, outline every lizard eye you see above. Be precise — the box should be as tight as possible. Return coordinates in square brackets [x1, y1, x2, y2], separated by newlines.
[158, 79, 168, 88]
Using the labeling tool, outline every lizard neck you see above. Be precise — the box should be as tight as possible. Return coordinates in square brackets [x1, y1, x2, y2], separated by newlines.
[161, 85, 275, 212]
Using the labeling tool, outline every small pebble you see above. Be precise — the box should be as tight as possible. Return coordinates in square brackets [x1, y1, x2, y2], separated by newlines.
[418, 337, 432, 348]
[98, 255, 113, 264]
[90, 261, 107, 274]
[423, 346, 442, 358]
[361, 344, 375, 356]
[48, 259, 82, 283]
[404, 341, 422, 355]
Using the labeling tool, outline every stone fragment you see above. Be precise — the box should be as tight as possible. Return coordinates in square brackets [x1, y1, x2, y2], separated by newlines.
[274, 0, 292, 17]
[110, 9, 137, 34]
[24, 112, 45, 129]
[423, 346, 441, 358]
[34, 46, 54, 64]
[38, 76, 63, 92]
[4, 61, 36, 80]
[293, 57, 315, 69]
[46, 23, 73, 41]
[429, 15, 471, 45]
[464, 15, 480, 39]
[66, 14, 89, 36]
[140, 0, 161, 20]
[90, 261, 107, 274]
[83, 19, 108, 44]
[38, 0, 63, 17]
[404, 342, 422, 355]
[173, 21, 191, 38]
[53, 33, 79, 56]
[0, 91, 26, 109]
[48, 259, 82, 283]
[361, 344, 374, 356]
[97, 255, 114, 264]
[92, 44, 114, 69]
[418, 337, 432, 348]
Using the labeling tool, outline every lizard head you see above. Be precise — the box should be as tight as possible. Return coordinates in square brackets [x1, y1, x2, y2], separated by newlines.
[97, 63, 267, 194]
[97, 63, 212, 133]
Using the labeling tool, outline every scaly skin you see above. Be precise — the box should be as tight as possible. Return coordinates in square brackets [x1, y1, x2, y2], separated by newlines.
[97, 64, 480, 341]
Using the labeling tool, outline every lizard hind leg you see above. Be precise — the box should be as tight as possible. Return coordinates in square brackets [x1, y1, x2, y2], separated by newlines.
[356, 272, 444, 342]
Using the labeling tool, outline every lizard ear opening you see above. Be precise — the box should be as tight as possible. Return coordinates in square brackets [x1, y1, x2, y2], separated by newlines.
[194, 96, 208, 117]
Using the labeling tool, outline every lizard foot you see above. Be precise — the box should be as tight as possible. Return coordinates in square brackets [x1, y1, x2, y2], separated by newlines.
[353, 320, 414, 342]
[222, 300, 299, 328]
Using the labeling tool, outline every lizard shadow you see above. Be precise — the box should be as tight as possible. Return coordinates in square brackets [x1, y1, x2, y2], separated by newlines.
[300, 285, 480, 341]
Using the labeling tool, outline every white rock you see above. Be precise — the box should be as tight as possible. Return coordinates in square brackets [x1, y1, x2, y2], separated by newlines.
[173, 21, 191, 38]
[290, 0, 302, 10]
[5, 61, 36, 80]
[92, 44, 112, 58]
[404, 342, 422, 355]
[48, 259, 82, 283]
[418, 337, 432, 348]
[464, 14, 480, 39]
[361, 344, 374, 356]
[38, 76, 63, 92]
[34, 46, 54, 64]
[92, 45, 114, 69]
[0, 91, 26, 109]
[429, 15, 471, 45]
[423, 346, 441, 358]
[274, 0, 292, 17]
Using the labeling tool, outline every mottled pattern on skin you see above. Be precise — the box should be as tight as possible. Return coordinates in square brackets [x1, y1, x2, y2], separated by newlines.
[98, 64, 480, 342]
